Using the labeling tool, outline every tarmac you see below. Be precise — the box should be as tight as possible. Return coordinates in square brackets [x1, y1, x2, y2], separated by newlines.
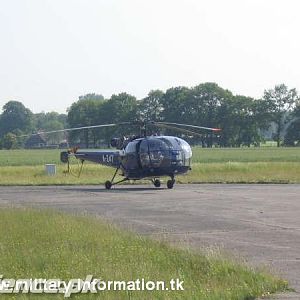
[1, 184, 300, 299]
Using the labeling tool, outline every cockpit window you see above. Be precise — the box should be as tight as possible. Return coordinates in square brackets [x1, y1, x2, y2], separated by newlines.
[138, 137, 192, 168]
[139, 138, 170, 168]
[139, 139, 150, 167]
[159, 137, 174, 148]
[125, 141, 138, 153]
[176, 138, 192, 159]
[148, 139, 169, 151]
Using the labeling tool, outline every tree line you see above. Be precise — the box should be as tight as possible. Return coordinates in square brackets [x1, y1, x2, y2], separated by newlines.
[0, 83, 299, 149]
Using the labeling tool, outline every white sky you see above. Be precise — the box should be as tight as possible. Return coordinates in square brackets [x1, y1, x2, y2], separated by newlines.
[1, 0, 300, 113]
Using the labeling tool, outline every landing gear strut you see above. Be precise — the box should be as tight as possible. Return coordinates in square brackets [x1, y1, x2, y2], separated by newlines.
[104, 167, 128, 190]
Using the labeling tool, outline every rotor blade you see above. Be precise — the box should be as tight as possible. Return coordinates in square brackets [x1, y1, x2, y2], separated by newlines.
[153, 123, 205, 137]
[153, 121, 221, 132]
[19, 122, 132, 138]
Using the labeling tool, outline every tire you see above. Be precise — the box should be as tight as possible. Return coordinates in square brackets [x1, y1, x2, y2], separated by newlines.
[167, 179, 175, 189]
[105, 180, 112, 190]
[153, 179, 161, 188]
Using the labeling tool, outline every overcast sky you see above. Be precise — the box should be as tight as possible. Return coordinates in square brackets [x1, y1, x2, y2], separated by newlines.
[0, 0, 299, 113]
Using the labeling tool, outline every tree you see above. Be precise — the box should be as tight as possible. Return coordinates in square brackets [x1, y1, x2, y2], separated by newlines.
[263, 84, 299, 147]
[108, 92, 137, 122]
[1, 132, 18, 149]
[43, 120, 65, 144]
[100, 93, 138, 140]
[78, 93, 104, 102]
[33, 112, 67, 144]
[34, 112, 67, 130]
[189, 83, 233, 147]
[161, 86, 191, 123]
[68, 92, 138, 148]
[284, 106, 300, 146]
[67, 95, 105, 147]
[138, 90, 164, 121]
[0, 101, 33, 137]
[284, 119, 300, 146]
[228, 96, 268, 147]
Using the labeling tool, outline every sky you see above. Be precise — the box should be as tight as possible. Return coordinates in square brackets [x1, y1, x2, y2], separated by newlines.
[0, 0, 300, 113]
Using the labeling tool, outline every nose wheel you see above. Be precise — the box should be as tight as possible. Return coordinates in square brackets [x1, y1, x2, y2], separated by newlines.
[167, 178, 175, 189]
[153, 179, 161, 188]
[105, 180, 112, 190]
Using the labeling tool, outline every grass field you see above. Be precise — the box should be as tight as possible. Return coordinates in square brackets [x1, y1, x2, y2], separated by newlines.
[0, 162, 300, 185]
[0, 208, 288, 299]
[0, 147, 300, 166]
[193, 147, 300, 163]
[0, 147, 299, 185]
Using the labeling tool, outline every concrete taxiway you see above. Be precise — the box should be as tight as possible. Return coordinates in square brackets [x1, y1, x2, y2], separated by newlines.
[0, 184, 300, 299]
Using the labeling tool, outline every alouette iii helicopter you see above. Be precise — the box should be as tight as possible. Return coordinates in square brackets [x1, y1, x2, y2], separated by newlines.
[28, 121, 221, 189]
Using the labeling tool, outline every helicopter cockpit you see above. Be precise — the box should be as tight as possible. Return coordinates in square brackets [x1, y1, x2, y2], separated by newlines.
[124, 136, 192, 172]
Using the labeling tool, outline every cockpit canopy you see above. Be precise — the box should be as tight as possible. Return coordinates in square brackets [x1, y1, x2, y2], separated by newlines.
[124, 136, 192, 168]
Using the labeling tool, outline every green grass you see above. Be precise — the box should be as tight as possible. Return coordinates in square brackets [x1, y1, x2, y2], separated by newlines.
[0, 148, 299, 185]
[191, 147, 300, 163]
[0, 162, 300, 185]
[0, 149, 62, 166]
[184, 162, 300, 183]
[0, 147, 299, 167]
[0, 208, 288, 299]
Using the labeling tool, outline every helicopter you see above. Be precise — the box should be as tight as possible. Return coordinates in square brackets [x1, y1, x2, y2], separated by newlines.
[27, 121, 221, 189]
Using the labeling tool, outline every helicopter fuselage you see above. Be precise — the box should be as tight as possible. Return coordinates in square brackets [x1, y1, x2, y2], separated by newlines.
[61, 136, 192, 180]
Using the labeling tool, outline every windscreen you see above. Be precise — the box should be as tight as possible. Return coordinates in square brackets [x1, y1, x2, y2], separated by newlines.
[139, 136, 192, 168]
[139, 138, 170, 168]
[159, 137, 192, 166]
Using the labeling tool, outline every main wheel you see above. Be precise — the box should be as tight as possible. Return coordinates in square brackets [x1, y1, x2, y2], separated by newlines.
[153, 179, 161, 188]
[105, 180, 112, 190]
[167, 179, 175, 189]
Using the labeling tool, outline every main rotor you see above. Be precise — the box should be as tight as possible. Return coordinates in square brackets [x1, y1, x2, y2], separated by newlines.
[20, 120, 221, 141]
[118, 120, 221, 138]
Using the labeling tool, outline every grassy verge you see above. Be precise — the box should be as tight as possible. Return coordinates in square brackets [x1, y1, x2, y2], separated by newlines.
[0, 162, 300, 185]
[181, 162, 300, 184]
[0, 208, 288, 299]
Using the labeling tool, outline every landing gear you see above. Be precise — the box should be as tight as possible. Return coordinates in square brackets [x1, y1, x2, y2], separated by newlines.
[153, 179, 161, 188]
[167, 178, 175, 189]
[104, 166, 128, 189]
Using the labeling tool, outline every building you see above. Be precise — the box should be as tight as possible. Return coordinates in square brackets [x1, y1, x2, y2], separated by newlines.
[25, 134, 47, 149]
